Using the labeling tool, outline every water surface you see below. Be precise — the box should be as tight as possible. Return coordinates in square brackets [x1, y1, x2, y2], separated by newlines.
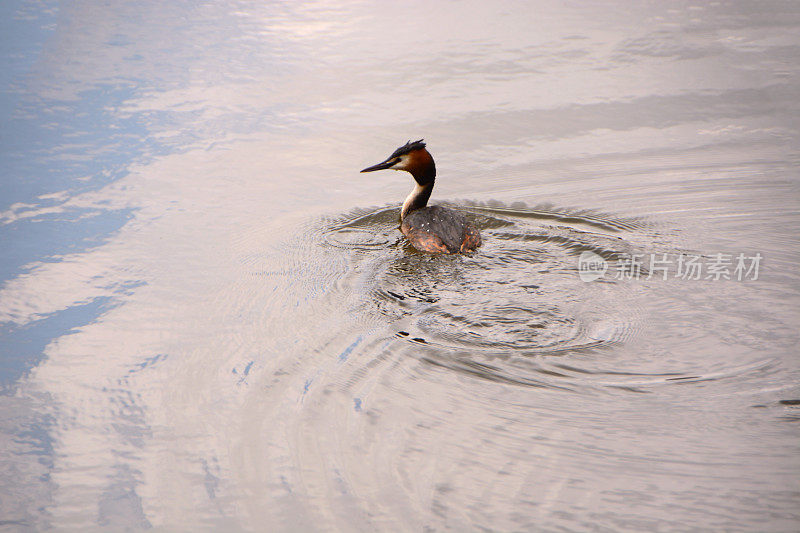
[1, 1, 799, 530]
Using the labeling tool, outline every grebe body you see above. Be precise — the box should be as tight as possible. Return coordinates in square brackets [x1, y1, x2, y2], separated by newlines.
[401, 206, 481, 254]
[360, 140, 481, 254]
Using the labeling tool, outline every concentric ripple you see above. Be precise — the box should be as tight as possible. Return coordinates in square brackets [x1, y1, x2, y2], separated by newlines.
[309, 202, 655, 389]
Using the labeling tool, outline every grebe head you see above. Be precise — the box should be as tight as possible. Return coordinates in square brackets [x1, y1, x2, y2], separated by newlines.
[360, 139, 436, 185]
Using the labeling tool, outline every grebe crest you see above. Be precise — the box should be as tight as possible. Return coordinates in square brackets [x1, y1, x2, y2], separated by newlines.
[360, 140, 481, 254]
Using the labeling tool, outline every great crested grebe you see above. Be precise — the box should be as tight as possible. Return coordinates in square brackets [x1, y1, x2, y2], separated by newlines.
[360, 139, 481, 254]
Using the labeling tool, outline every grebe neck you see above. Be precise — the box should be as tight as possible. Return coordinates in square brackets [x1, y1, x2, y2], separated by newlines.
[401, 180, 434, 220]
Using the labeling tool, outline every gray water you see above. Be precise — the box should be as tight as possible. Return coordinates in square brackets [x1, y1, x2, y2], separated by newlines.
[1, 1, 799, 531]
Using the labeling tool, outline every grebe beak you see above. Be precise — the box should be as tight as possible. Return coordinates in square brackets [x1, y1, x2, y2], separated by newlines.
[360, 157, 396, 173]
